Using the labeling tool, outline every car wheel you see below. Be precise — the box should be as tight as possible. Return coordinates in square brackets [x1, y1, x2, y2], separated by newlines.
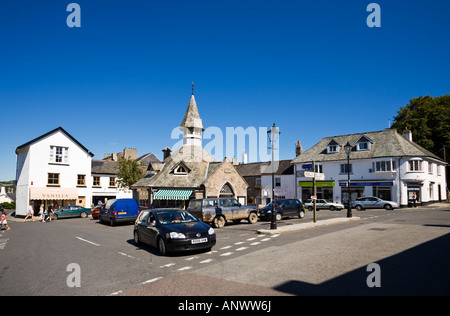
[275, 213, 282, 221]
[158, 237, 167, 255]
[248, 212, 258, 224]
[329, 206, 336, 211]
[110, 217, 115, 226]
[298, 210, 305, 219]
[308, 206, 313, 212]
[80, 212, 88, 218]
[213, 216, 226, 228]
[134, 230, 140, 245]
[356, 205, 364, 211]
[384, 204, 393, 210]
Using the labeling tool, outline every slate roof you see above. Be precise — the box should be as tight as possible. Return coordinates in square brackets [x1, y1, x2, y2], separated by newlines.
[91, 160, 118, 175]
[132, 144, 217, 188]
[15, 126, 94, 157]
[235, 159, 294, 177]
[291, 129, 444, 164]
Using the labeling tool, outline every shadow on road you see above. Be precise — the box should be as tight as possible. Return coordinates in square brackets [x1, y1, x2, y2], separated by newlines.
[274, 232, 450, 296]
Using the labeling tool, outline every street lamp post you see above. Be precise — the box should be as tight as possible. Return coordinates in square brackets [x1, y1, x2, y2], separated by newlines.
[344, 141, 353, 218]
[267, 123, 280, 230]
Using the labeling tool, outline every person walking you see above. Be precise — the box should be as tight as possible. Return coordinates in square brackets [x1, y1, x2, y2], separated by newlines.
[24, 203, 35, 222]
[1, 210, 11, 231]
[39, 204, 44, 222]
[47, 203, 54, 222]
[412, 192, 417, 208]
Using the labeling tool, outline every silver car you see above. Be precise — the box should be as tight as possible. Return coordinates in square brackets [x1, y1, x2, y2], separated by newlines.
[304, 199, 345, 211]
[352, 196, 399, 211]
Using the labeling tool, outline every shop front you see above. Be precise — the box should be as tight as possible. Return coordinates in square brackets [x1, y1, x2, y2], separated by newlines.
[339, 181, 394, 205]
[299, 181, 335, 202]
[29, 187, 79, 214]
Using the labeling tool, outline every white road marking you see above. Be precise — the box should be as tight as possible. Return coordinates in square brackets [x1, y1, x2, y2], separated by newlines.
[140, 277, 163, 285]
[110, 290, 123, 296]
[220, 252, 233, 256]
[118, 252, 135, 259]
[250, 242, 261, 246]
[220, 245, 232, 250]
[160, 263, 176, 268]
[200, 259, 214, 264]
[0, 238, 9, 250]
[177, 266, 192, 271]
[247, 237, 257, 241]
[76, 236, 100, 246]
[236, 247, 248, 251]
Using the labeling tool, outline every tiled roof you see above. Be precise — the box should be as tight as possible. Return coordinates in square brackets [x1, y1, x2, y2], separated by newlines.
[291, 129, 443, 164]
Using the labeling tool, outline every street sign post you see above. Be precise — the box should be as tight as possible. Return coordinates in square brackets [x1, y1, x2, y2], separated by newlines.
[303, 171, 325, 181]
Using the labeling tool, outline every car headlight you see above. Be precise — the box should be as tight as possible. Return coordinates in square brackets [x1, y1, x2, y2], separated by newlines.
[208, 227, 215, 235]
[169, 232, 186, 239]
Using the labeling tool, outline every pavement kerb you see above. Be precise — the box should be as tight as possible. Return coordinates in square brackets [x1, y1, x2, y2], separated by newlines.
[257, 217, 361, 234]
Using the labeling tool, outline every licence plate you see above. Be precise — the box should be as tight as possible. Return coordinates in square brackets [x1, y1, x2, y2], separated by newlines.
[118, 212, 127, 215]
[191, 238, 208, 244]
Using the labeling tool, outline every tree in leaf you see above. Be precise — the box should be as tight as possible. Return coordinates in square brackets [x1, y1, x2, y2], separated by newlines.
[390, 95, 450, 161]
[116, 158, 144, 190]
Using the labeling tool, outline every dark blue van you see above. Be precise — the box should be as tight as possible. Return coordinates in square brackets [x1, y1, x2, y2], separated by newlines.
[98, 198, 140, 226]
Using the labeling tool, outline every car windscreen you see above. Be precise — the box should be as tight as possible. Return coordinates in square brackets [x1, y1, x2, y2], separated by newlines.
[156, 210, 198, 225]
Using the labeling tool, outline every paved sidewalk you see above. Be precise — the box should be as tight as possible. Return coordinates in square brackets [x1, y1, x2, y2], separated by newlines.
[257, 217, 361, 234]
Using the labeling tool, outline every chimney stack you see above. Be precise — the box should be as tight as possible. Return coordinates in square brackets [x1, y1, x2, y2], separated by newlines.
[296, 140, 303, 156]
[403, 127, 413, 142]
[162, 147, 172, 160]
[242, 151, 248, 164]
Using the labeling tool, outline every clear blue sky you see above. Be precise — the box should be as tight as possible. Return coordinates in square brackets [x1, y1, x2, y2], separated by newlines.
[1, 0, 449, 180]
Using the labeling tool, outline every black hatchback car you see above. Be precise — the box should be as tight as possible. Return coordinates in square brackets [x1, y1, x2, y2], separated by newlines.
[133, 209, 216, 255]
[259, 199, 305, 221]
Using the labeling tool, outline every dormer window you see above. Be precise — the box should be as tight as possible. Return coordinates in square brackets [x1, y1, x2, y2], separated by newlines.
[175, 165, 188, 174]
[327, 140, 340, 154]
[356, 135, 372, 151]
[172, 161, 191, 175]
[357, 142, 370, 151]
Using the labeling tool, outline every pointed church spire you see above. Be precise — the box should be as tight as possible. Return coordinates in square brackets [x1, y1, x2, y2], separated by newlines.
[180, 91, 204, 131]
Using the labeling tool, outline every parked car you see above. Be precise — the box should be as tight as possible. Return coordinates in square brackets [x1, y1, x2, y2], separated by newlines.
[91, 205, 102, 219]
[187, 198, 258, 228]
[98, 198, 140, 226]
[133, 208, 216, 255]
[53, 205, 92, 219]
[304, 199, 345, 211]
[352, 196, 399, 211]
[259, 199, 305, 221]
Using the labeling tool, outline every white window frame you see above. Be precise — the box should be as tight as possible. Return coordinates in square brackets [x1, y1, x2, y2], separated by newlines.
[408, 159, 423, 172]
[50, 146, 69, 164]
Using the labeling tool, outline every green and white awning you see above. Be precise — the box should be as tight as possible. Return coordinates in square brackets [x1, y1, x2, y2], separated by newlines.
[153, 189, 193, 200]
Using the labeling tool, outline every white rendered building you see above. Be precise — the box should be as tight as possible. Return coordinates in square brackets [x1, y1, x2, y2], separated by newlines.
[15, 127, 94, 216]
[291, 129, 447, 207]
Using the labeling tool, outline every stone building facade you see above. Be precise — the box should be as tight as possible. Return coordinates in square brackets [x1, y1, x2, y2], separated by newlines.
[132, 92, 248, 209]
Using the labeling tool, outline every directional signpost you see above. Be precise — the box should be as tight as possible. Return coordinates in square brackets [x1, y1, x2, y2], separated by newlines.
[303, 162, 326, 223]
